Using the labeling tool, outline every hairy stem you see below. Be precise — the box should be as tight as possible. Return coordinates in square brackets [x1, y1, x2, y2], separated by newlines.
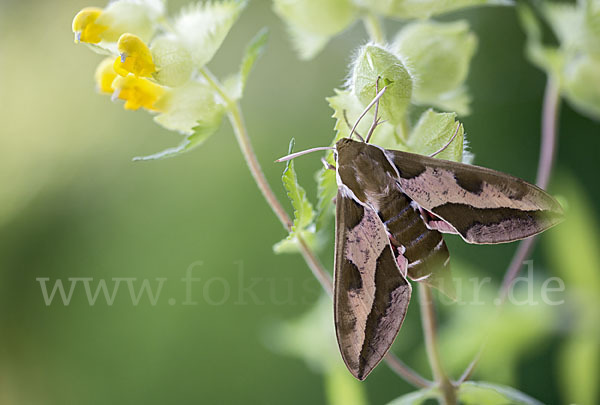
[201, 67, 430, 388]
[459, 77, 561, 384]
[419, 285, 456, 405]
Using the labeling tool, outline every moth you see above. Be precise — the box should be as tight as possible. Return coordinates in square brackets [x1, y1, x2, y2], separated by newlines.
[277, 85, 564, 381]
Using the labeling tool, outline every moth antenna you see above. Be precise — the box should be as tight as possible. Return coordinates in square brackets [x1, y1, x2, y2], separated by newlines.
[429, 123, 462, 158]
[343, 110, 365, 142]
[276, 146, 334, 162]
[348, 85, 388, 142]
[365, 76, 382, 144]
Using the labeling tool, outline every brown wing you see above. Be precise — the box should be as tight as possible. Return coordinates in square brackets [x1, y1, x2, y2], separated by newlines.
[385, 149, 564, 244]
[333, 191, 411, 380]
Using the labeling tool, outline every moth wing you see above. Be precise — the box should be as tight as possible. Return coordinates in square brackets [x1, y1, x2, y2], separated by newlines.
[386, 150, 564, 244]
[334, 191, 412, 380]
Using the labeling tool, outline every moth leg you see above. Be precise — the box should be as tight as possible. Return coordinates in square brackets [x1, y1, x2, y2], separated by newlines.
[418, 206, 460, 235]
[396, 246, 408, 278]
[321, 157, 336, 171]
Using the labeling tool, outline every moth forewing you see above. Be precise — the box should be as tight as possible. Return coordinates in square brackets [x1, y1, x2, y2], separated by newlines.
[333, 192, 411, 380]
[385, 149, 565, 244]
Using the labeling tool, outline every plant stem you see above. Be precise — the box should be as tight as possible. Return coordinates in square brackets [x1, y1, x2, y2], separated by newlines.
[362, 12, 386, 44]
[419, 284, 456, 405]
[200, 67, 430, 387]
[500, 77, 560, 303]
[458, 77, 561, 384]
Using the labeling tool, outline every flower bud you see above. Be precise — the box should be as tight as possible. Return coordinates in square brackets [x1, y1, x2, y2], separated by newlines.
[352, 45, 413, 125]
[72, 7, 107, 44]
[114, 34, 156, 78]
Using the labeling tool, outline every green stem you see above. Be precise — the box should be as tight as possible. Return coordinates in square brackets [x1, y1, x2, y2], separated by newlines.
[199, 66, 431, 388]
[419, 284, 456, 405]
[362, 12, 385, 44]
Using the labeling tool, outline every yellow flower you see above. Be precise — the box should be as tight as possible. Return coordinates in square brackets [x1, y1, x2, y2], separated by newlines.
[95, 58, 118, 94]
[112, 76, 166, 111]
[114, 33, 156, 78]
[72, 7, 107, 44]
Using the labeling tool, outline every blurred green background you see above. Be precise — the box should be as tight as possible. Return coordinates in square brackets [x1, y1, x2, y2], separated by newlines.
[1, 0, 599, 404]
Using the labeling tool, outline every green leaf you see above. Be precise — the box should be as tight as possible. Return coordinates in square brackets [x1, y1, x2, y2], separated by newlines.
[152, 81, 225, 135]
[364, 0, 513, 20]
[274, 139, 316, 254]
[174, 0, 247, 68]
[458, 381, 543, 405]
[386, 388, 439, 405]
[392, 20, 477, 115]
[352, 45, 413, 125]
[133, 119, 223, 161]
[325, 365, 368, 405]
[133, 81, 225, 160]
[408, 109, 466, 163]
[273, 0, 358, 60]
[224, 28, 269, 100]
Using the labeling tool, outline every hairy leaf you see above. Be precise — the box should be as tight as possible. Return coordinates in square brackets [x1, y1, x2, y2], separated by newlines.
[174, 0, 247, 67]
[408, 109, 466, 162]
[274, 139, 316, 253]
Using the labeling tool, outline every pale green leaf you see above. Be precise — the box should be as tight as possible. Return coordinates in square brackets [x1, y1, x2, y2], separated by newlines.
[352, 45, 413, 125]
[133, 120, 223, 161]
[174, 0, 246, 67]
[561, 53, 600, 120]
[386, 388, 438, 405]
[325, 365, 368, 405]
[225, 28, 269, 100]
[408, 109, 465, 162]
[273, 0, 358, 59]
[392, 20, 477, 115]
[153, 81, 224, 135]
[274, 139, 316, 254]
[458, 381, 543, 405]
[361, 0, 513, 19]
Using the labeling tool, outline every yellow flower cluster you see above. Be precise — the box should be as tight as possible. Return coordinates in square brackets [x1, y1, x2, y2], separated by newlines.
[73, 7, 165, 112]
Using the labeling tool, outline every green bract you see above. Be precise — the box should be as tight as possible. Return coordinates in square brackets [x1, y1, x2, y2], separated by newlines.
[151, 35, 193, 87]
[273, 0, 357, 59]
[392, 20, 477, 115]
[352, 45, 413, 125]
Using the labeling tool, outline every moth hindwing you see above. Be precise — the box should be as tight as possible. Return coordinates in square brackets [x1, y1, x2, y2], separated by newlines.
[332, 137, 564, 380]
